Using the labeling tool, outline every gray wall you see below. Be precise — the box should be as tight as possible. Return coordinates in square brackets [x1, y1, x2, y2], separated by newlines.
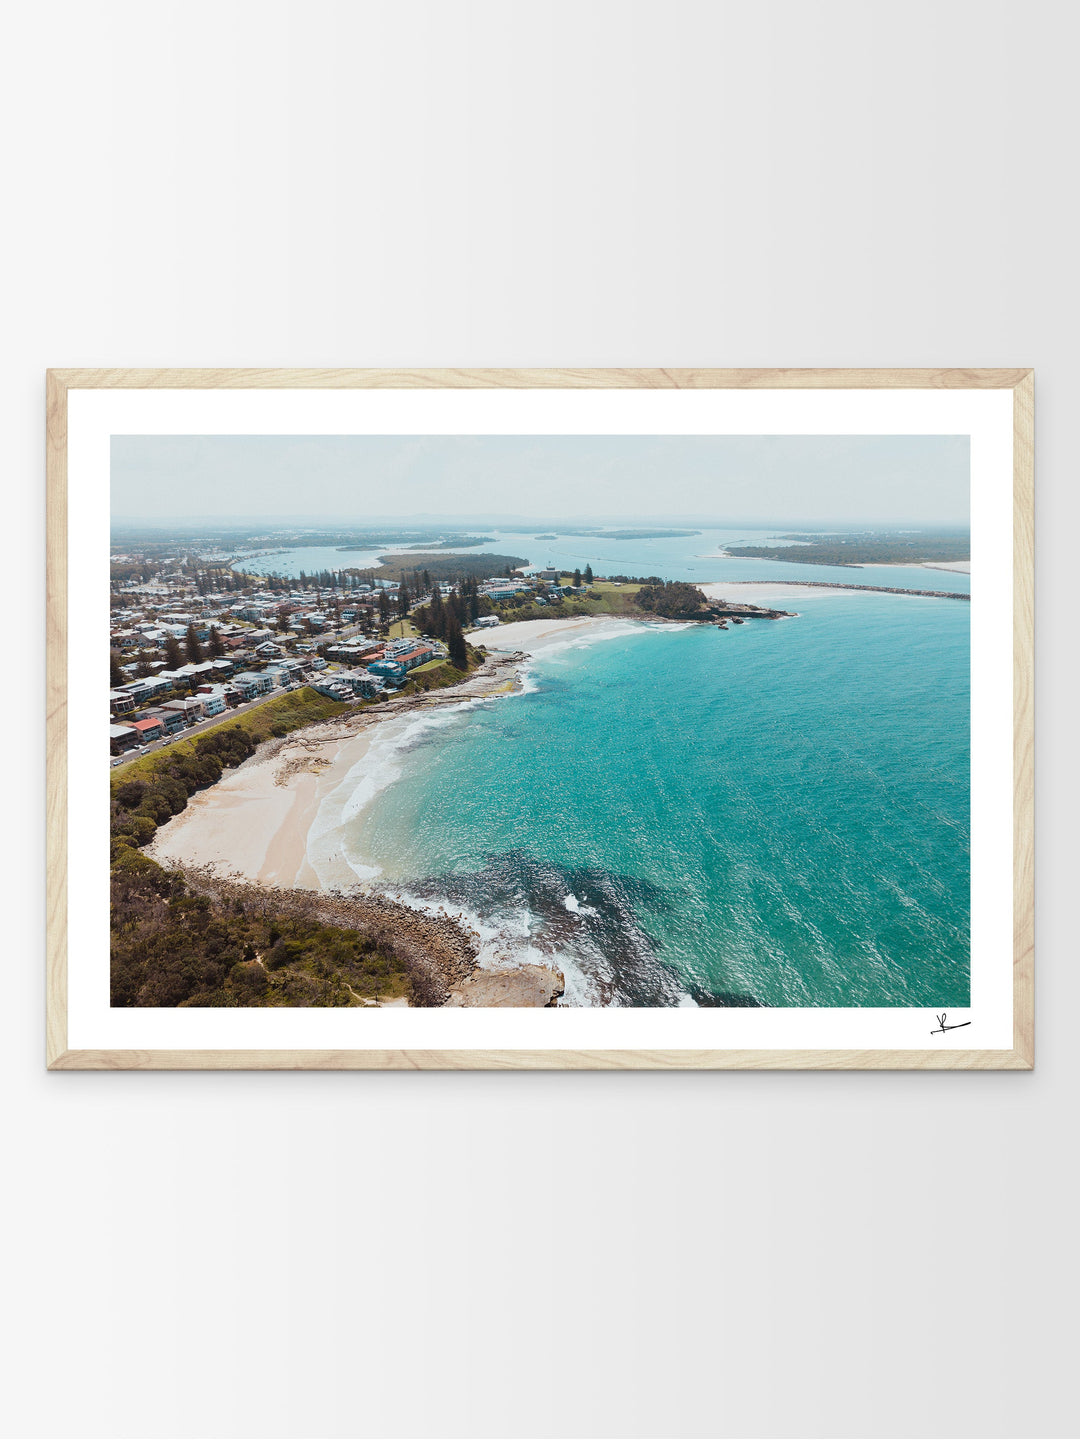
[6, 2, 1075, 1436]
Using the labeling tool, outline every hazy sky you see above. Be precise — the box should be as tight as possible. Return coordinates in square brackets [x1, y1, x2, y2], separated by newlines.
[111, 434, 969, 527]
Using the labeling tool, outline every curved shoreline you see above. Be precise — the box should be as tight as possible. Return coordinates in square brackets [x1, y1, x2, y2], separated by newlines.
[146, 646, 569, 1006]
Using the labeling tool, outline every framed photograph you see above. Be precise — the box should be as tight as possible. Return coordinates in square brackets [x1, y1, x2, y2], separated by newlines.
[46, 368, 1033, 1069]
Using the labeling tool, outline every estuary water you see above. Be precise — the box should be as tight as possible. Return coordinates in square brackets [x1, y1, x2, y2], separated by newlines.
[234, 527, 971, 595]
[315, 591, 970, 1008]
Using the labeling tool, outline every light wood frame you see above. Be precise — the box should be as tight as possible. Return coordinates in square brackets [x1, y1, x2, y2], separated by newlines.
[46, 368, 1034, 1070]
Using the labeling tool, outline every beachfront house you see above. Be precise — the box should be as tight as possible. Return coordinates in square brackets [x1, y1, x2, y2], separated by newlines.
[130, 717, 165, 745]
[109, 724, 139, 755]
[232, 670, 274, 699]
[383, 640, 436, 671]
[334, 668, 380, 698]
[368, 658, 407, 683]
[311, 678, 352, 701]
[160, 696, 206, 722]
[400, 643, 436, 670]
[142, 707, 186, 735]
[194, 685, 228, 716]
[474, 615, 501, 629]
[110, 689, 137, 714]
[264, 659, 304, 686]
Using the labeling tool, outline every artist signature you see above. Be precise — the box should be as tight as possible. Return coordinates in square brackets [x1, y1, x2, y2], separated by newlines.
[931, 1012, 972, 1036]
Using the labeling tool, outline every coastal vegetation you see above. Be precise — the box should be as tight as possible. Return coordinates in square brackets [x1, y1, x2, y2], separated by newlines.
[724, 531, 970, 567]
[635, 580, 717, 619]
[109, 666, 493, 1009]
[377, 551, 529, 582]
[396, 653, 483, 696]
[110, 853, 414, 1007]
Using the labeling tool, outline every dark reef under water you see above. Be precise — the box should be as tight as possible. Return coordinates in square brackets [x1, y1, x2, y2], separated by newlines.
[403, 849, 763, 1007]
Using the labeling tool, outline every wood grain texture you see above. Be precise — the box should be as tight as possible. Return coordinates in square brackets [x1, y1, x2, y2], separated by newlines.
[46, 373, 68, 1068]
[47, 367, 1032, 392]
[45, 367, 1035, 1071]
[1013, 373, 1035, 1067]
[47, 1046, 1034, 1071]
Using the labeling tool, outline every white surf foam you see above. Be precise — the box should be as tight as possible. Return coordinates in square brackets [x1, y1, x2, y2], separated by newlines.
[563, 892, 600, 918]
[380, 885, 603, 1006]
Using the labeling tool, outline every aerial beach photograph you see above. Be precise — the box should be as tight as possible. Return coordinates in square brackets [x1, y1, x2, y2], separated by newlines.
[108, 433, 971, 1011]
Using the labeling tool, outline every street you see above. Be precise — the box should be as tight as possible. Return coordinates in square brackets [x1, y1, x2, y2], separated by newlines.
[110, 683, 300, 771]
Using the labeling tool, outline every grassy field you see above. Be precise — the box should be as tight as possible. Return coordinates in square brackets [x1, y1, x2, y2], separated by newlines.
[585, 580, 644, 613]
[397, 652, 485, 695]
[490, 581, 645, 625]
[112, 687, 349, 788]
[387, 617, 420, 639]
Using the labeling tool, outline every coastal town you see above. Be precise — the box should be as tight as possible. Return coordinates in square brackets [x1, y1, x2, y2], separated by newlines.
[108, 553, 591, 761]
[110, 543, 964, 766]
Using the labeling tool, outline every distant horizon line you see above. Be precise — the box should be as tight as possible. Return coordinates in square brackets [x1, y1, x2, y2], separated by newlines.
[111, 515, 971, 532]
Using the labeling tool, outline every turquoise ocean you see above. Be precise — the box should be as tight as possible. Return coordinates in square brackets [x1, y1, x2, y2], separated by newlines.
[247, 531, 970, 1008]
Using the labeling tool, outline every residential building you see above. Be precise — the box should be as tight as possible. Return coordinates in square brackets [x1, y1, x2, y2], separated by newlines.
[121, 676, 172, 702]
[109, 724, 139, 755]
[334, 668, 380, 698]
[368, 658, 406, 682]
[325, 641, 373, 663]
[161, 696, 206, 722]
[393, 643, 437, 671]
[232, 670, 274, 698]
[311, 679, 352, 701]
[142, 707, 186, 735]
[194, 685, 227, 716]
[265, 659, 304, 685]
[130, 717, 165, 744]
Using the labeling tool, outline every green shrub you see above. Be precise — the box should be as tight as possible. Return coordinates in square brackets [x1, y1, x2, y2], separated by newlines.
[128, 814, 157, 845]
[111, 846, 159, 876]
[115, 780, 147, 809]
[137, 792, 173, 825]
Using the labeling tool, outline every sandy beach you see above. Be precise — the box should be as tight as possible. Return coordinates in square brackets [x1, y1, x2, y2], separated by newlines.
[466, 615, 620, 651]
[855, 560, 971, 574]
[148, 651, 526, 889]
[145, 650, 568, 1006]
[700, 580, 850, 602]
